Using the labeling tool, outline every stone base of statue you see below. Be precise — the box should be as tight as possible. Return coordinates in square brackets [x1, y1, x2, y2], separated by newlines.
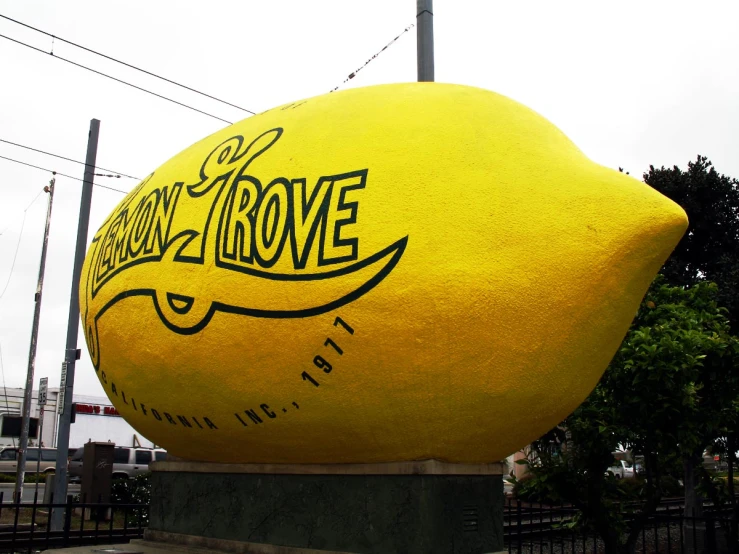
[144, 458, 507, 554]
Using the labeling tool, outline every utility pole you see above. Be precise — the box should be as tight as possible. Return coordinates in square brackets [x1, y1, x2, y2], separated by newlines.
[14, 177, 55, 503]
[51, 119, 99, 529]
[417, 0, 435, 82]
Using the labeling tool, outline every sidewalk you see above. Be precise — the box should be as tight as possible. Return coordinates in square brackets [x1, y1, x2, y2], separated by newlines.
[43, 537, 354, 553]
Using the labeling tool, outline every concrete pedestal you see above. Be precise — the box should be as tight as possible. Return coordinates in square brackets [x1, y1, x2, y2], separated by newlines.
[147, 459, 506, 554]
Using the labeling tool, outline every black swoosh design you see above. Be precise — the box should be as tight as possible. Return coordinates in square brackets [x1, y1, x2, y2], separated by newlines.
[85, 235, 407, 370]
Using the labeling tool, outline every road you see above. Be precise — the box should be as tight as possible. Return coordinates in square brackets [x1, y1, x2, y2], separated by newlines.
[0, 483, 81, 504]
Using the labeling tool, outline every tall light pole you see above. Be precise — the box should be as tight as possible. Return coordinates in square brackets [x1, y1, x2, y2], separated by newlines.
[51, 119, 99, 529]
[14, 177, 55, 503]
[417, 0, 435, 82]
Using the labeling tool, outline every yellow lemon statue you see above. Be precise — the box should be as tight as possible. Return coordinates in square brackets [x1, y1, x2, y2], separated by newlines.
[80, 83, 687, 464]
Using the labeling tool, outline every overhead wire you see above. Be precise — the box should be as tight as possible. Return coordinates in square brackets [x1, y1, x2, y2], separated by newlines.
[0, 13, 255, 115]
[0, 138, 139, 180]
[330, 23, 415, 93]
[0, 155, 128, 194]
[0, 190, 41, 300]
[0, 32, 234, 125]
[0, 189, 43, 237]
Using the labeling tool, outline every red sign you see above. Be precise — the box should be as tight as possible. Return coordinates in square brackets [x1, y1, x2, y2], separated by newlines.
[74, 403, 120, 416]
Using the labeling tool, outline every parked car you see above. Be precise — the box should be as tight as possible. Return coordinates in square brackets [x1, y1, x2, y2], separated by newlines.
[606, 460, 635, 479]
[0, 447, 58, 474]
[68, 446, 166, 482]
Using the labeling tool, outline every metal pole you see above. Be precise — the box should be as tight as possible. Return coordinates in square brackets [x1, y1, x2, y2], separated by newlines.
[33, 407, 44, 500]
[416, 0, 435, 82]
[14, 177, 55, 503]
[34, 376, 47, 502]
[51, 119, 99, 530]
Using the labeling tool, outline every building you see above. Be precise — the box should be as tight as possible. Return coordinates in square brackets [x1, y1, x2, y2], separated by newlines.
[0, 386, 155, 450]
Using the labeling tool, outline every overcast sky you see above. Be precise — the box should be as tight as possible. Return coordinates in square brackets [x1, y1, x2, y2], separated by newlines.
[0, 0, 737, 398]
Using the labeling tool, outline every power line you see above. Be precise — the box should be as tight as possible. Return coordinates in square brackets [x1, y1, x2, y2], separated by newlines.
[0, 154, 128, 194]
[0, 138, 139, 180]
[0, 13, 255, 115]
[0, 33, 234, 125]
[0, 189, 43, 237]
[0, 194, 34, 301]
[330, 23, 415, 93]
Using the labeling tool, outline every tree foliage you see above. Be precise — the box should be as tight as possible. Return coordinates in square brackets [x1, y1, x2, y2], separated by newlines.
[644, 156, 739, 527]
[609, 280, 738, 460]
[644, 156, 739, 325]
[516, 279, 739, 554]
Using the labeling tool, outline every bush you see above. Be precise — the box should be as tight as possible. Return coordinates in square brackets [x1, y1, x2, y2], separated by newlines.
[0, 472, 52, 483]
[617, 476, 644, 496]
[111, 472, 151, 505]
[659, 475, 684, 497]
[509, 472, 532, 499]
[700, 473, 739, 506]
[509, 472, 562, 505]
[110, 472, 151, 525]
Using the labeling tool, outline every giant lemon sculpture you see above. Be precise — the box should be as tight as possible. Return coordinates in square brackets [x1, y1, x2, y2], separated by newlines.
[80, 83, 686, 464]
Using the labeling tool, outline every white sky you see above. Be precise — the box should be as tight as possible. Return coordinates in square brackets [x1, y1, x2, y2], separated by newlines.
[0, 0, 737, 398]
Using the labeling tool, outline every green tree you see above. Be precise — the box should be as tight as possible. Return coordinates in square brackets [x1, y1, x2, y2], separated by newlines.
[609, 281, 739, 535]
[644, 156, 739, 326]
[515, 393, 639, 554]
[644, 156, 739, 537]
[517, 279, 739, 554]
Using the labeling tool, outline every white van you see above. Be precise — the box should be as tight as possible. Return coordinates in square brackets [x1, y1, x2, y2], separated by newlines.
[0, 447, 59, 474]
[68, 446, 166, 481]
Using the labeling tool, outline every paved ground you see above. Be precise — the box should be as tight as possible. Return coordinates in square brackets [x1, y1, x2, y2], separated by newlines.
[43, 538, 351, 553]
[44, 542, 207, 553]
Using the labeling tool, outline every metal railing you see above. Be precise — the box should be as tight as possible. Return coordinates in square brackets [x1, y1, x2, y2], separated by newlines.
[0, 491, 148, 553]
[505, 497, 739, 554]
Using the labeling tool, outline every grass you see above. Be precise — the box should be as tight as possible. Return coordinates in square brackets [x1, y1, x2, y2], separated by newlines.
[713, 471, 738, 477]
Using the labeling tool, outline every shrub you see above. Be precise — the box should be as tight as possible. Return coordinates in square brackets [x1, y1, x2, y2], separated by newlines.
[659, 475, 684, 497]
[509, 472, 562, 505]
[617, 476, 644, 496]
[110, 472, 151, 525]
[111, 472, 151, 505]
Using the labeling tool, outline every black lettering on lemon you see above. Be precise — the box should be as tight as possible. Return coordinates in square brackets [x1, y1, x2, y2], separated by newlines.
[84, 128, 407, 372]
